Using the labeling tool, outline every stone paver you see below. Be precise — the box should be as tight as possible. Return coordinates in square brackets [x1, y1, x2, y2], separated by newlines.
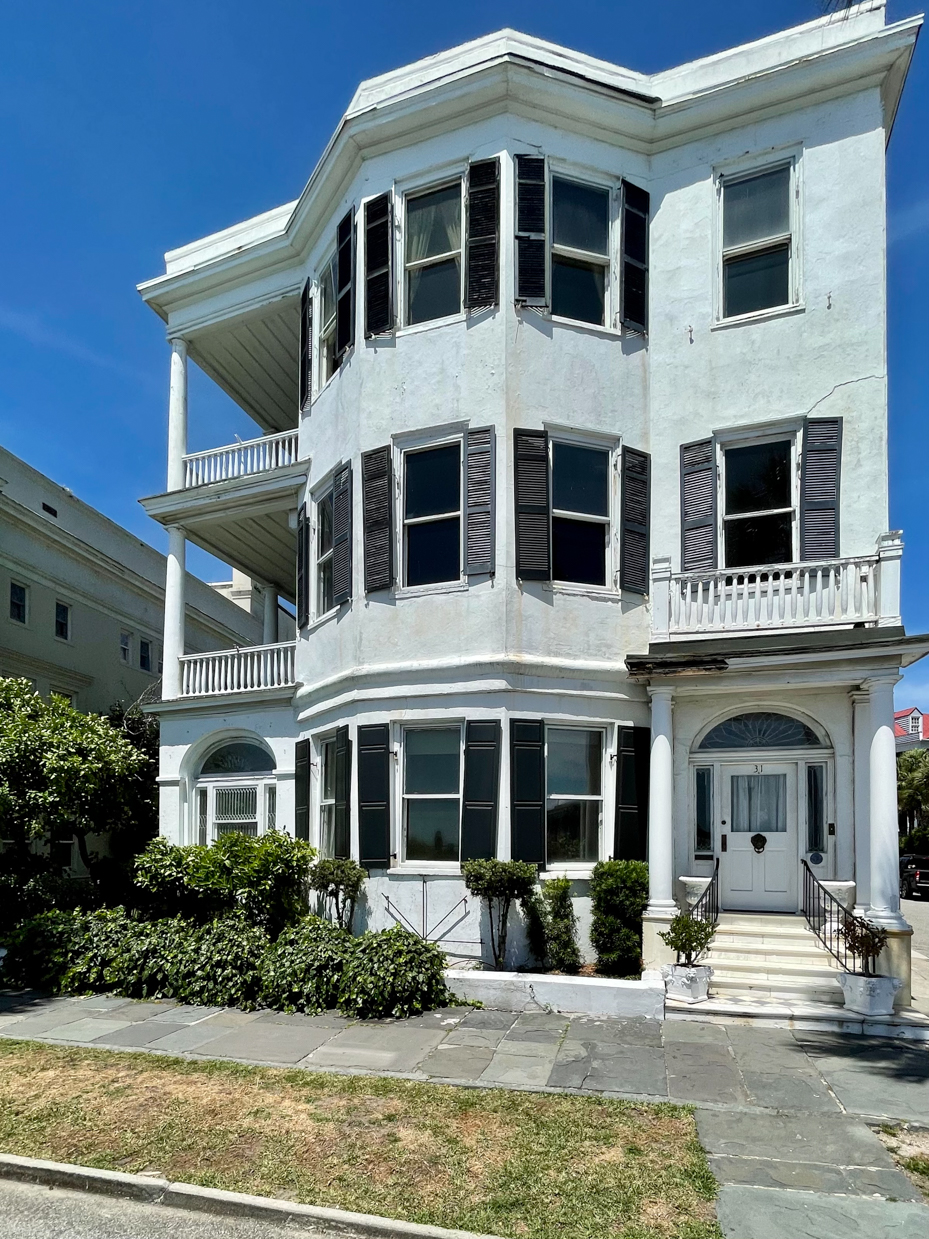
[209, 1023, 337, 1065]
[306, 1024, 445, 1073]
[43, 1017, 134, 1043]
[716, 1186, 929, 1238]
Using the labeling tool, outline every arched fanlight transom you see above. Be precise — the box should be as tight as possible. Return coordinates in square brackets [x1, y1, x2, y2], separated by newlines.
[697, 712, 823, 751]
[199, 741, 275, 777]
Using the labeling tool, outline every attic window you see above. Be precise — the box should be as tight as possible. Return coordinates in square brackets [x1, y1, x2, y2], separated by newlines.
[42, 503, 58, 518]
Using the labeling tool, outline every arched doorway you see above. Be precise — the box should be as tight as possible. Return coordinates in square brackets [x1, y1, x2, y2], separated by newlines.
[691, 711, 832, 912]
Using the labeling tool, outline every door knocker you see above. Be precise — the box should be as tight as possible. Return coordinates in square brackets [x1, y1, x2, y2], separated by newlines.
[751, 833, 767, 854]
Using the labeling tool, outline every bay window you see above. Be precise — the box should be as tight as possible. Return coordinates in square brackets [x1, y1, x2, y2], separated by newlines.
[319, 251, 341, 382]
[551, 440, 611, 587]
[721, 164, 793, 319]
[319, 736, 337, 856]
[403, 726, 462, 863]
[545, 727, 603, 865]
[403, 441, 462, 587]
[551, 176, 610, 326]
[405, 182, 463, 325]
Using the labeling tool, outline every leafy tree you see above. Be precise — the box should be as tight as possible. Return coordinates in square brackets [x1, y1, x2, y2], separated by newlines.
[462, 859, 537, 970]
[898, 749, 929, 848]
[309, 857, 366, 930]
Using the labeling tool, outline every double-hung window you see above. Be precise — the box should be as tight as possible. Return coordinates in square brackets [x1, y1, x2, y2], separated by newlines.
[139, 638, 153, 673]
[551, 441, 611, 587]
[9, 582, 27, 624]
[319, 736, 337, 856]
[545, 727, 603, 865]
[119, 631, 131, 664]
[316, 487, 335, 616]
[721, 164, 793, 319]
[403, 441, 462, 587]
[405, 182, 463, 325]
[551, 176, 610, 326]
[54, 602, 70, 641]
[319, 251, 341, 383]
[723, 439, 794, 568]
[403, 726, 462, 863]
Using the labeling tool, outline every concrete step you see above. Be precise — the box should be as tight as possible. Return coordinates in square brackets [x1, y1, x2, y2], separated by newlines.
[706, 945, 841, 965]
[709, 974, 845, 1003]
[706, 958, 842, 982]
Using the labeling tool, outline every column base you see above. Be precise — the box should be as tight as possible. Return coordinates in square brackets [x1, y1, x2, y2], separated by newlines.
[642, 905, 678, 971]
[869, 921, 913, 1008]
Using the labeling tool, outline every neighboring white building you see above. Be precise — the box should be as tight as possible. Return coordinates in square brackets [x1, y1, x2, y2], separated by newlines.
[0, 445, 264, 713]
[138, 3, 927, 1003]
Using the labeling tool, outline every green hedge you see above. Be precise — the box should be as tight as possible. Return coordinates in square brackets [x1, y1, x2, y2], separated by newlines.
[260, 917, 352, 1013]
[589, 860, 649, 977]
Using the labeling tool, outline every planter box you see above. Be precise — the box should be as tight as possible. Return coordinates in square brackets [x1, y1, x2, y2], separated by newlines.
[661, 963, 712, 1004]
[838, 972, 902, 1016]
[445, 968, 665, 1020]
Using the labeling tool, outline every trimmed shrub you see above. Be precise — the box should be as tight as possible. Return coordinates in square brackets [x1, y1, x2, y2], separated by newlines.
[261, 916, 352, 1012]
[659, 913, 716, 967]
[590, 860, 649, 977]
[462, 859, 537, 970]
[338, 926, 450, 1019]
[309, 858, 366, 931]
[540, 878, 581, 974]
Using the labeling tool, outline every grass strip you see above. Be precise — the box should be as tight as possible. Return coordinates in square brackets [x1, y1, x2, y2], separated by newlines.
[0, 1039, 720, 1239]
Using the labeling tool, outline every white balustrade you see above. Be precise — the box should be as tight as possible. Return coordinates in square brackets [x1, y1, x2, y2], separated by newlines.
[658, 557, 880, 639]
[179, 642, 296, 697]
[182, 430, 299, 489]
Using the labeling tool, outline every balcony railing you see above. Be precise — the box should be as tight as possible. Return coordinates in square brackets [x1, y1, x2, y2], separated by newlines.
[182, 430, 299, 489]
[651, 536, 902, 640]
[179, 642, 296, 697]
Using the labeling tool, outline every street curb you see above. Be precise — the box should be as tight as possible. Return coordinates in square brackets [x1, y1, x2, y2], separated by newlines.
[0, 1153, 505, 1239]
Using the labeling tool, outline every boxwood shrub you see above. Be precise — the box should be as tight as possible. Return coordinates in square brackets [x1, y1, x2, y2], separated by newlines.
[589, 860, 649, 977]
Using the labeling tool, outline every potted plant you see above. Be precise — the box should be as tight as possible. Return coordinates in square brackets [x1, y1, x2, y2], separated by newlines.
[658, 913, 717, 1003]
[836, 917, 902, 1016]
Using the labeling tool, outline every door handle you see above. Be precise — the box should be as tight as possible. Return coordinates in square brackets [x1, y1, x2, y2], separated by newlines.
[720, 834, 727, 852]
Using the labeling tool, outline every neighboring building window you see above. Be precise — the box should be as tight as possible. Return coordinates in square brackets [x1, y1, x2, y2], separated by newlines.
[316, 488, 334, 616]
[319, 736, 337, 856]
[695, 766, 713, 855]
[119, 631, 131, 663]
[405, 182, 462, 325]
[909, 713, 921, 735]
[194, 740, 276, 844]
[54, 602, 71, 641]
[721, 164, 792, 319]
[551, 440, 611, 587]
[403, 441, 461, 587]
[403, 726, 462, 863]
[723, 439, 793, 568]
[139, 639, 152, 673]
[319, 250, 341, 383]
[51, 690, 73, 705]
[546, 727, 603, 865]
[551, 176, 610, 326]
[10, 582, 27, 624]
[806, 763, 825, 852]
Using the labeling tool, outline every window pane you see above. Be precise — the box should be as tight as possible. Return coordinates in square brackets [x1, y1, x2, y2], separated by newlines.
[405, 728, 460, 794]
[406, 799, 460, 862]
[318, 559, 334, 614]
[266, 786, 277, 831]
[723, 244, 789, 317]
[725, 441, 791, 515]
[318, 493, 333, 557]
[547, 729, 601, 797]
[695, 767, 713, 853]
[408, 257, 461, 324]
[725, 512, 792, 568]
[10, 583, 26, 622]
[321, 257, 337, 329]
[320, 804, 336, 857]
[200, 742, 274, 776]
[214, 785, 258, 820]
[55, 603, 69, 639]
[407, 184, 461, 262]
[407, 517, 460, 586]
[406, 444, 460, 520]
[731, 773, 787, 833]
[807, 764, 825, 852]
[553, 178, 609, 255]
[547, 800, 600, 863]
[197, 787, 208, 847]
[724, 167, 790, 249]
[322, 739, 336, 801]
[552, 255, 605, 325]
[552, 517, 606, 587]
[552, 442, 609, 517]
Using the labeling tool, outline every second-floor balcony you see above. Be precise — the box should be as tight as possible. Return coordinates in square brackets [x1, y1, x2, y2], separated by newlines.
[179, 642, 296, 698]
[651, 535, 902, 642]
[182, 430, 299, 489]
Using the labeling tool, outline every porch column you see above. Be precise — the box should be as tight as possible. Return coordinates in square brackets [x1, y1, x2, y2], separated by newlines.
[162, 525, 186, 699]
[262, 586, 279, 645]
[166, 337, 188, 492]
[642, 686, 677, 970]
[866, 675, 904, 925]
[851, 690, 871, 916]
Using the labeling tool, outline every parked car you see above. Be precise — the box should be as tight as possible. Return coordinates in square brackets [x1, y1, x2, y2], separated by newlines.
[900, 855, 929, 900]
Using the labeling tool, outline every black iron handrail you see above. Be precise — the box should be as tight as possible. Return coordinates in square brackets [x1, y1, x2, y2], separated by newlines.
[802, 859, 858, 973]
[688, 857, 720, 929]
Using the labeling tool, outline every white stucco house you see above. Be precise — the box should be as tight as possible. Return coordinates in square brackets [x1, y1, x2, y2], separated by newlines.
[138, 2, 927, 1009]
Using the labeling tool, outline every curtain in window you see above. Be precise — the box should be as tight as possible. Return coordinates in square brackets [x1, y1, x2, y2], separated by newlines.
[731, 773, 786, 833]
[407, 188, 461, 265]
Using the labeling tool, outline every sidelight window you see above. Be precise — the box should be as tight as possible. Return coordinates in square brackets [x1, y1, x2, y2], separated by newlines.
[405, 182, 463, 325]
[403, 441, 462, 587]
[551, 441, 611, 587]
[723, 439, 794, 568]
[551, 177, 610, 326]
[546, 727, 603, 865]
[806, 763, 826, 852]
[694, 766, 714, 856]
[721, 165, 793, 319]
[403, 727, 462, 863]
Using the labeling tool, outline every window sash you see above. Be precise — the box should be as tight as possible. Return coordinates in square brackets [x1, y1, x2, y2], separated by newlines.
[55, 603, 70, 639]
[404, 180, 464, 325]
[10, 583, 27, 622]
[720, 162, 794, 319]
[402, 440, 463, 586]
[401, 725, 463, 864]
[316, 489, 335, 616]
[721, 439, 798, 565]
[544, 726, 604, 866]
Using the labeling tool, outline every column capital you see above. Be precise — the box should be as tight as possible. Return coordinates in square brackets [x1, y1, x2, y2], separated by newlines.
[647, 684, 676, 701]
[167, 335, 188, 354]
[849, 689, 871, 705]
[861, 674, 902, 693]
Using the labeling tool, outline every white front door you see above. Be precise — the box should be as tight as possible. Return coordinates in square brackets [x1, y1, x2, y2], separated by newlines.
[720, 762, 798, 911]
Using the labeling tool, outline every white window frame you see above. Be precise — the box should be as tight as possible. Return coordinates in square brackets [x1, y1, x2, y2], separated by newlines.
[9, 580, 28, 625]
[548, 165, 616, 330]
[716, 427, 800, 569]
[402, 175, 465, 330]
[715, 153, 801, 325]
[547, 427, 620, 593]
[544, 723, 607, 872]
[396, 428, 466, 594]
[192, 777, 277, 846]
[312, 477, 336, 622]
[398, 721, 464, 870]
[909, 713, 921, 735]
[119, 630, 132, 664]
[317, 733, 338, 857]
[317, 247, 341, 388]
[54, 600, 71, 642]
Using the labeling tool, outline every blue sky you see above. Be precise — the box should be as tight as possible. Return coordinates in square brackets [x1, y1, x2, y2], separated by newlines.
[1, 2, 926, 702]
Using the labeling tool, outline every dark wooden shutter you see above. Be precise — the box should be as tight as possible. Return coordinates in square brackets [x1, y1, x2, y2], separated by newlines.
[620, 446, 650, 595]
[358, 723, 390, 867]
[335, 208, 355, 359]
[465, 426, 495, 576]
[331, 463, 352, 606]
[800, 418, 842, 561]
[613, 726, 650, 861]
[465, 158, 499, 310]
[362, 446, 393, 592]
[296, 503, 309, 628]
[515, 155, 547, 305]
[461, 720, 501, 861]
[680, 439, 717, 572]
[334, 725, 351, 859]
[510, 720, 545, 864]
[294, 738, 310, 841]
[298, 280, 313, 410]
[620, 181, 650, 333]
[514, 429, 550, 580]
[364, 193, 393, 338]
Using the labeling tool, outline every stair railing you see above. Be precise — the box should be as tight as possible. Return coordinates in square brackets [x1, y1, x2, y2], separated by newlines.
[801, 859, 858, 972]
[685, 858, 720, 963]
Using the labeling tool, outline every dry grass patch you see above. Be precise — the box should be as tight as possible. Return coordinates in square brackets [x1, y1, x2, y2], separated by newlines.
[876, 1123, 929, 1202]
[0, 1039, 720, 1239]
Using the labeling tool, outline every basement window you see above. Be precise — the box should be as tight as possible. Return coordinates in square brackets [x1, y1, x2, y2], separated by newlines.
[551, 176, 610, 326]
[403, 441, 462, 587]
[405, 182, 463, 325]
[721, 164, 793, 319]
[551, 440, 611, 587]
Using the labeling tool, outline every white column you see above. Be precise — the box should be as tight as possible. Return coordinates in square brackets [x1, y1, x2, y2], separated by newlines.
[851, 690, 871, 915]
[166, 337, 188, 492]
[162, 525, 186, 699]
[877, 532, 903, 627]
[866, 674, 905, 926]
[262, 587, 279, 645]
[646, 686, 677, 917]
